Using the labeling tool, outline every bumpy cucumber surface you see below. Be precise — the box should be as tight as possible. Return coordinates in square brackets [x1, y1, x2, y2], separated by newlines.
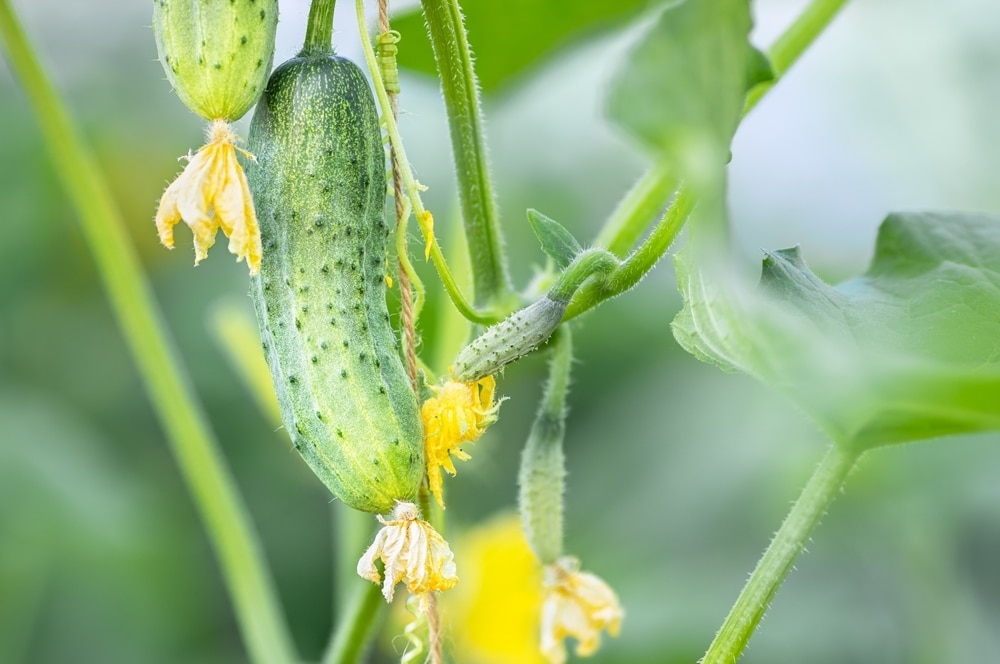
[153, 0, 278, 121]
[247, 54, 423, 514]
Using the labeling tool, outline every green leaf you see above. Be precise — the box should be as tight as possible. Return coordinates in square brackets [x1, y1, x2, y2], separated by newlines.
[606, 0, 754, 178]
[527, 208, 583, 269]
[745, 45, 775, 93]
[391, 0, 650, 93]
[673, 211, 1000, 450]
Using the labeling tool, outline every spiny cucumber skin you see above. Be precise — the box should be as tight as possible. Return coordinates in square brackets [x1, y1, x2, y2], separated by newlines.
[246, 55, 423, 514]
[153, 0, 278, 121]
[452, 297, 567, 382]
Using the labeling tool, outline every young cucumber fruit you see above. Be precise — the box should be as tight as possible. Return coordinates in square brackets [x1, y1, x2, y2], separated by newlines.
[246, 54, 423, 514]
[153, 0, 278, 121]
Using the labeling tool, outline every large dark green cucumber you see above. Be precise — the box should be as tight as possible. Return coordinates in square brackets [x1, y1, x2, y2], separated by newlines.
[246, 54, 423, 514]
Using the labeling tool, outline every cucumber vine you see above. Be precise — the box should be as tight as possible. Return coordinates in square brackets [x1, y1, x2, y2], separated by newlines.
[4, 0, 996, 662]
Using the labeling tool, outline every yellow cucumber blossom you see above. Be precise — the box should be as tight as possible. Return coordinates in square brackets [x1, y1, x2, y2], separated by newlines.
[421, 374, 502, 507]
[155, 119, 262, 274]
[540, 556, 624, 664]
[357, 502, 458, 602]
[443, 514, 546, 664]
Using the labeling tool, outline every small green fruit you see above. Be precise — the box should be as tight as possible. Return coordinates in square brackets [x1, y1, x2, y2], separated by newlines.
[153, 0, 278, 121]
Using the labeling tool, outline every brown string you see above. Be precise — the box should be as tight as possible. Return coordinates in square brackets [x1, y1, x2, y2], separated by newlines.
[379, 0, 419, 396]
[378, 1, 442, 662]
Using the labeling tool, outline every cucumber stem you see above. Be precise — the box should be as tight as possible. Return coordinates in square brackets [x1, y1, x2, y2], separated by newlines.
[323, 579, 385, 664]
[565, 186, 694, 320]
[594, 162, 676, 258]
[0, 3, 297, 663]
[355, 0, 508, 325]
[419, 0, 510, 307]
[303, 0, 338, 55]
[702, 445, 860, 663]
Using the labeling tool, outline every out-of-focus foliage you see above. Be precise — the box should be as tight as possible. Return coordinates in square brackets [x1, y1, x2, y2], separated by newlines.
[2, 0, 1000, 662]
[391, 0, 651, 93]
[676, 212, 1000, 450]
[606, 0, 754, 172]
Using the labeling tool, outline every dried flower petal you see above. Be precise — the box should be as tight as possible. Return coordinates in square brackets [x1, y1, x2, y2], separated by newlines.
[155, 119, 262, 274]
[421, 375, 501, 507]
[357, 502, 458, 602]
[540, 557, 623, 664]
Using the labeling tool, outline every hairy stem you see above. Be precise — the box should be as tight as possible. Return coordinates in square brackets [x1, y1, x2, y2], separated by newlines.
[548, 249, 620, 305]
[419, 0, 509, 305]
[594, 162, 675, 257]
[565, 186, 694, 319]
[702, 445, 860, 663]
[302, 0, 337, 55]
[356, 0, 505, 324]
[0, 4, 296, 663]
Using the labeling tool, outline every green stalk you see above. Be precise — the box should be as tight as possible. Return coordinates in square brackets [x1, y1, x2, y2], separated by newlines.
[323, 580, 385, 664]
[743, 0, 850, 113]
[548, 249, 620, 304]
[419, 0, 510, 306]
[324, 506, 384, 664]
[702, 445, 860, 663]
[564, 186, 694, 319]
[356, 0, 504, 325]
[0, 5, 296, 663]
[594, 162, 675, 257]
[302, 0, 337, 55]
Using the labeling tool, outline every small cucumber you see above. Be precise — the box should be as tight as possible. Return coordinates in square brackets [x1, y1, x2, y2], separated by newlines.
[153, 0, 278, 121]
[246, 54, 423, 514]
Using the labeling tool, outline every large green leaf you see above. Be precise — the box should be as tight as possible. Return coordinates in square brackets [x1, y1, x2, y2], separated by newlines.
[391, 0, 651, 94]
[605, 0, 755, 179]
[673, 212, 1000, 450]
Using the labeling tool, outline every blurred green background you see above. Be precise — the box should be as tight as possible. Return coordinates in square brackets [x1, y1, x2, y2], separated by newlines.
[2, 0, 1000, 662]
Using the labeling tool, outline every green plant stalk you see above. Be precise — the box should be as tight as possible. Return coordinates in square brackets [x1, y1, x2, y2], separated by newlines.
[702, 445, 860, 663]
[0, 4, 296, 663]
[323, 578, 385, 664]
[564, 186, 694, 319]
[419, 0, 510, 306]
[743, 0, 850, 113]
[355, 0, 504, 325]
[548, 249, 620, 304]
[594, 161, 675, 257]
[303, 0, 337, 55]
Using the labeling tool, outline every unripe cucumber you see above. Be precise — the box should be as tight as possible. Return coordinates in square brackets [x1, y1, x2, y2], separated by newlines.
[246, 54, 423, 514]
[153, 0, 278, 121]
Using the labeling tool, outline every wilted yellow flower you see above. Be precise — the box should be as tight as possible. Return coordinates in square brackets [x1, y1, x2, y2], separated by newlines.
[541, 556, 623, 664]
[155, 119, 262, 274]
[357, 502, 458, 602]
[421, 374, 501, 507]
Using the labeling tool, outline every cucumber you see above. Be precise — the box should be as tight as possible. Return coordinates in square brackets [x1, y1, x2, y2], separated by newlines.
[246, 54, 423, 514]
[153, 0, 278, 121]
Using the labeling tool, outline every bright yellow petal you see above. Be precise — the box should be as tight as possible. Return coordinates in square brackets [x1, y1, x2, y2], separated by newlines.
[421, 375, 502, 508]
